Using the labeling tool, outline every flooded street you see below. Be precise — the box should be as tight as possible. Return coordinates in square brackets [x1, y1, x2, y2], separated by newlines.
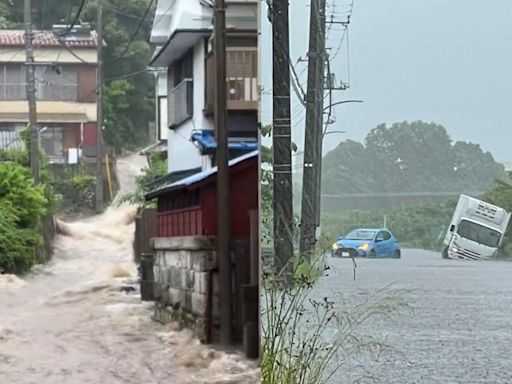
[0, 154, 259, 384]
[319, 250, 512, 384]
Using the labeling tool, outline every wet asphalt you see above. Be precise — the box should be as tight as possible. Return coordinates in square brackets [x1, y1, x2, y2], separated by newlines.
[314, 249, 512, 384]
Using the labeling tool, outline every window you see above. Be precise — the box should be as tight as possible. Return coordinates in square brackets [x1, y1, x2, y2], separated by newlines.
[457, 219, 501, 248]
[173, 50, 193, 86]
[377, 231, 391, 241]
[40, 127, 63, 157]
[0, 123, 25, 150]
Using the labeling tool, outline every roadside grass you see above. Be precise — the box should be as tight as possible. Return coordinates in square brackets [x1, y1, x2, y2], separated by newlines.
[261, 246, 412, 384]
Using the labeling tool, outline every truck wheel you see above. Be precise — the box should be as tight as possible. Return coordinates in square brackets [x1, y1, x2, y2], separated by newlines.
[442, 246, 449, 259]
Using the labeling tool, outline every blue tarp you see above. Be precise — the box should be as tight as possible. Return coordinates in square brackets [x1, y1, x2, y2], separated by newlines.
[191, 130, 258, 154]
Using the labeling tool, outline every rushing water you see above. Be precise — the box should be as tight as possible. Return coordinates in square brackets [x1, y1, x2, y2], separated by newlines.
[0, 153, 259, 384]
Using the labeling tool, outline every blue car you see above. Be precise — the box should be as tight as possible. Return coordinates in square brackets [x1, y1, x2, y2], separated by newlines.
[331, 228, 401, 258]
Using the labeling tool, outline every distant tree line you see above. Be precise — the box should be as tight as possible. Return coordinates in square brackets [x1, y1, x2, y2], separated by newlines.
[322, 121, 506, 195]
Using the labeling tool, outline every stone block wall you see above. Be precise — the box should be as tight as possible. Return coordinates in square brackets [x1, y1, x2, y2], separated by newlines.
[151, 236, 220, 342]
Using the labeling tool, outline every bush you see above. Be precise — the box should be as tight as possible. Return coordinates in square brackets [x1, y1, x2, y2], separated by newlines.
[0, 201, 40, 274]
[117, 151, 167, 207]
[0, 161, 49, 273]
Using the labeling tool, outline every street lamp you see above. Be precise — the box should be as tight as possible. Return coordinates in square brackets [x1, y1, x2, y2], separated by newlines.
[324, 130, 346, 136]
[323, 99, 363, 112]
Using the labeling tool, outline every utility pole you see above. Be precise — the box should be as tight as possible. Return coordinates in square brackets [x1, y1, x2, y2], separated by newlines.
[95, 0, 104, 212]
[271, 0, 294, 276]
[24, 0, 39, 183]
[315, 0, 326, 227]
[299, 0, 326, 259]
[214, 0, 233, 345]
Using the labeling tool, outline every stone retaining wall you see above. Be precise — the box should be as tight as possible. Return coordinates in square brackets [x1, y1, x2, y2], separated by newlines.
[151, 236, 220, 342]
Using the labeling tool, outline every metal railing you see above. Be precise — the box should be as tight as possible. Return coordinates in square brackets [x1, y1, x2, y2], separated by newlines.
[40, 84, 78, 101]
[169, 78, 193, 127]
[0, 84, 26, 99]
[0, 83, 78, 101]
[205, 48, 258, 112]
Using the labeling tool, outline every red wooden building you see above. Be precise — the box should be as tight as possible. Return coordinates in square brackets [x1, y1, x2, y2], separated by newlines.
[145, 150, 258, 239]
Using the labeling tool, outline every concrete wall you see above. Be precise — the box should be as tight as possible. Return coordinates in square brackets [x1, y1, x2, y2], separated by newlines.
[152, 236, 220, 342]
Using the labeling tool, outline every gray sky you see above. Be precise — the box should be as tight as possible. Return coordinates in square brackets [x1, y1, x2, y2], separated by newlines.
[260, 0, 512, 162]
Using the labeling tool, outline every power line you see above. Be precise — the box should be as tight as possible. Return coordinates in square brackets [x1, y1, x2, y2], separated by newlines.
[107, 67, 149, 81]
[111, 0, 155, 63]
[103, 2, 149, 20]
[56, 38, 95, 65]
[57, 0, 88, 37]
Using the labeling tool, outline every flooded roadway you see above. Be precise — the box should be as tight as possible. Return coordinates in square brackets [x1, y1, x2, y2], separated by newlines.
[319, 249, 512, 383]
[0, 154, 259, 384]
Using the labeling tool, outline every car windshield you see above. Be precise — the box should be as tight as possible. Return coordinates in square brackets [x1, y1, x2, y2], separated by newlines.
[457, 219, 501, 248]
[344, 230, 376, 241]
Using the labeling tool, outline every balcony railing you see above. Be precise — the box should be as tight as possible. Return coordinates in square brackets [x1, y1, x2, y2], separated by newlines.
[0, 83, 78, 101]
[40, 84, 78, 101]
[205, 48, 258, 114]
[0, 84, 27, 99]
[169, 78, 193, 127]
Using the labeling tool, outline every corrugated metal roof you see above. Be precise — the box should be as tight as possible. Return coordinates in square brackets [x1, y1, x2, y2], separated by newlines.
[0, 30, 98, 48]
[145, 150, 258, 200]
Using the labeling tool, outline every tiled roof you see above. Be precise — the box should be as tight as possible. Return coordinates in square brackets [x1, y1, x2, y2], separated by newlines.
[0, 30, 98, 48]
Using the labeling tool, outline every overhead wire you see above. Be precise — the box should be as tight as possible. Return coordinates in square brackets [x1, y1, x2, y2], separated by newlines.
[110, 0, 155, 64]
[57, 0, 88, 37]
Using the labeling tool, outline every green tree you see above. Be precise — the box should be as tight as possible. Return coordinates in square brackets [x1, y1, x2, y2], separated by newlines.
[482, 174, 512, 258]
[323, 120, 506, 195]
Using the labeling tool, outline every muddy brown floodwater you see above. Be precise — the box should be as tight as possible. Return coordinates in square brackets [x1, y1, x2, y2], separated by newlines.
[0, 154, 260, 384]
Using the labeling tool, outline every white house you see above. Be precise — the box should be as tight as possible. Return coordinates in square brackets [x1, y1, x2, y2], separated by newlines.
[148, 0, 258, 177]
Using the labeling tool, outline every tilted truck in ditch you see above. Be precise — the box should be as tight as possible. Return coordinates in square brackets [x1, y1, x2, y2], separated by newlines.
[442, 194, 511, 260]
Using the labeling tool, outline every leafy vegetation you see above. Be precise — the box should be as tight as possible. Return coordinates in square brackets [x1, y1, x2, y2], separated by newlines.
[261, 251, 410, 384]
[482, 173, 512, 258]
[323, 121, 506, 195]
[0, 0, 156, 151]
[0, 162, 49, 274]
[322, 200, 457, 251]
[117, 151, 167, 206]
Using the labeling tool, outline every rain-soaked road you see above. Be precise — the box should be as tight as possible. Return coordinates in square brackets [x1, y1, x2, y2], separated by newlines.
[0, 154, 259, 384]
[318, 249, 512, 384]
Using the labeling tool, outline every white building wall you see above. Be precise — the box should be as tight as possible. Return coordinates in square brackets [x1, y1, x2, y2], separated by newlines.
[151, 0, 211, 44]
[167, 39, 213, 173]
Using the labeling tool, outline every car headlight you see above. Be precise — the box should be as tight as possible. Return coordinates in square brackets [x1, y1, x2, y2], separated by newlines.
[358, 243, 369, 251]
[332, 243, 339, 250]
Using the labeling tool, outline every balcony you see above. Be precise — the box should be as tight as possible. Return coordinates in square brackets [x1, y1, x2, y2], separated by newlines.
[169, 78, 193, 127]
[0, 84, 26, 99]
[205, 48, 258, 114]
[40, 84, 78, 101]
[0, 83, 78, 101]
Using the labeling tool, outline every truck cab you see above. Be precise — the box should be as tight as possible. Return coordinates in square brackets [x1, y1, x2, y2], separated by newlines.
[443, 195, 511, 260]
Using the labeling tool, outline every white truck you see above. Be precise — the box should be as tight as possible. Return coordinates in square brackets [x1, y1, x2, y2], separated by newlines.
[442, 194, 511, 260]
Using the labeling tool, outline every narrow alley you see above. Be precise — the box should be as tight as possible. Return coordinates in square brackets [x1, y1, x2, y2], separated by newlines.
[0, 154, 259, 384]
